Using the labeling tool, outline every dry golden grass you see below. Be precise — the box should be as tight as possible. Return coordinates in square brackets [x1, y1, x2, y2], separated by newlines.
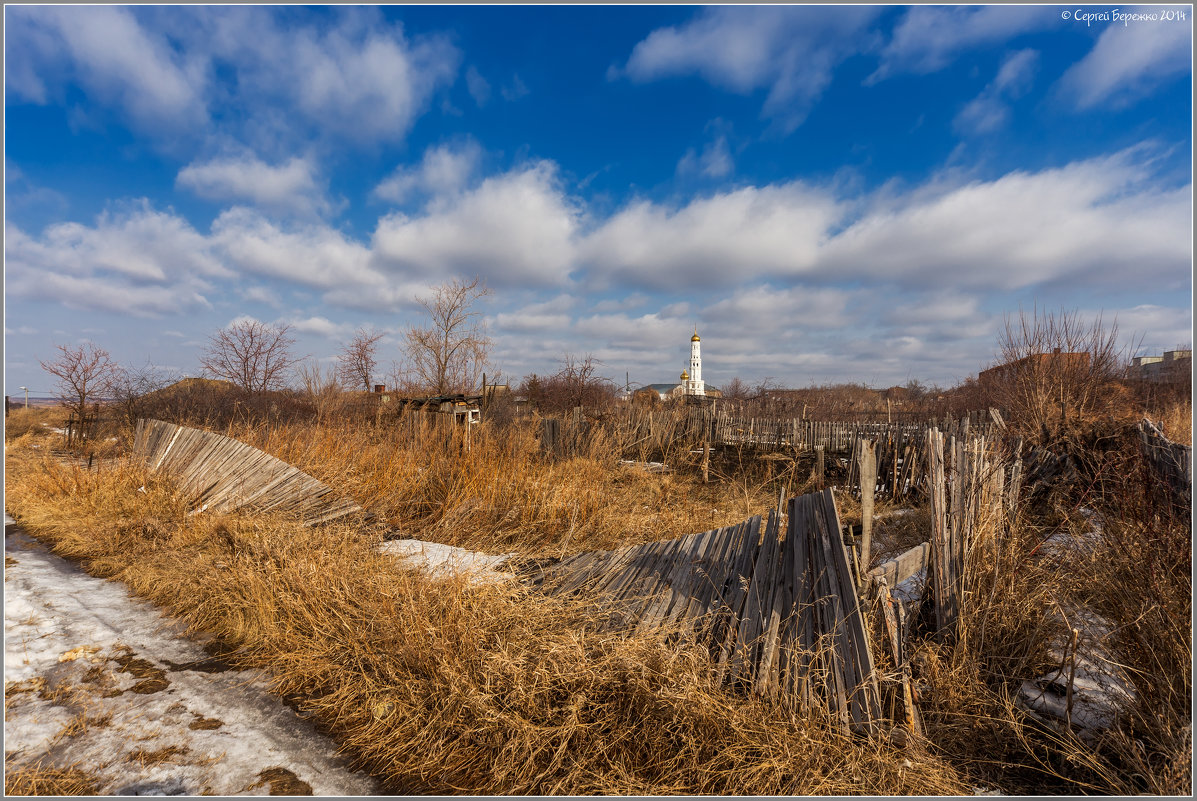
[224, 414, 783, 557]
[4, 762, 100, 796]
[5, 410, 1189, 795]
[3, 442, 967, 795]
[1154, 398, 1192, 446]
[4, 406, 68, 440]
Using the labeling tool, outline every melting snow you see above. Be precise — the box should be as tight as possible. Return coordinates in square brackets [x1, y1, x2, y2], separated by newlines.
[378, 538, 514, 584]
[4, 514, 377, 796]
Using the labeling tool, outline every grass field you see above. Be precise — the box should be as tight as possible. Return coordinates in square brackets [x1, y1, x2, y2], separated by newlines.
[3, 398, 1191, 795]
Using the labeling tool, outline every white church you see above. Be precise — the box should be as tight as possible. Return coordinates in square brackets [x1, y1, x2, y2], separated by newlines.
[640, 330, 719, 401]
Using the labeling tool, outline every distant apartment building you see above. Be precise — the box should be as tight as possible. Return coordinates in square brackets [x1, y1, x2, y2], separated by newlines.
[1131, 349, 1192, 383]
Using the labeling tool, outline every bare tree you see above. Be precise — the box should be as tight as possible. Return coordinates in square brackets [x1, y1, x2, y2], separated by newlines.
[111, 359, 179, 428]
[296, 359, 344, 423]
[981, 307, 1136, 440]
[199, 319, 300, 394]
[40, 343, 120, 421]
[531, 354, 617, 414]
[403, 277, 492, 395]
[721, 376, 751, 401]
[336, 328, 385, 391]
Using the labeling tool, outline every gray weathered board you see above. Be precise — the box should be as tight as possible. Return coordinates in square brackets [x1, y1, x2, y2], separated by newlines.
[538, 488, 882, 735]
[1138, 418, 1192, 508]
[132, 419, 363, 526]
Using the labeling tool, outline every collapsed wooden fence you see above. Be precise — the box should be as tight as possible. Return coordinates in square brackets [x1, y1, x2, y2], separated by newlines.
[132, 419, 364, 526]
[537, 424, 1022, 735]
[1138, 418, 1192, 509]
[538, 488, 882, 735]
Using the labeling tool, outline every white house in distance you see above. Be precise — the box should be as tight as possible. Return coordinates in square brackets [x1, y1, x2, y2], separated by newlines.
[639, 329, 719, 401]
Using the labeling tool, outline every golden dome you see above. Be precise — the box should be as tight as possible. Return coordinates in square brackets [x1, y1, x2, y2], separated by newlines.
[680, 369, 689, 380]
[691, 331, 701, 342]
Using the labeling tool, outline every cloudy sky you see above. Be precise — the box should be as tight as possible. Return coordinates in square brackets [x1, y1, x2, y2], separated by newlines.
[4, 4, 1192, 397]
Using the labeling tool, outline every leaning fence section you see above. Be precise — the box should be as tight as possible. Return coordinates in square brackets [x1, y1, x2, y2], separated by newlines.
[133, 418, 364, 526]
[1137, 418, 1192, 509]
[538, 487, 882, 736]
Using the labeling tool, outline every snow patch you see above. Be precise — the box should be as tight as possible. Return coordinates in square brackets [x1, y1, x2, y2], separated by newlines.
[4, 523, 377, 796]
[379, 538, 514, 584]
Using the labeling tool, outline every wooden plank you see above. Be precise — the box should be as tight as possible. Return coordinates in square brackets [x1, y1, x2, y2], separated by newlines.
[927, 428, 955, 639]
[869, 540, 930, 590]
[713, 516, 762, 678]
[820, 488, 881, 735]
[857, 439, 877, 592]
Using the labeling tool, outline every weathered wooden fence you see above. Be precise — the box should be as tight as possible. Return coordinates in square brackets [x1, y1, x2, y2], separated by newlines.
[133, 419, 363, 526]
[1138, 418, 1192, 508]
[704, 410, 998, 454]
[539, 488, 882, 735]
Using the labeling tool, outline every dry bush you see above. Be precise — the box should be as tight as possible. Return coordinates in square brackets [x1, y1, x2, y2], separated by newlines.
[980, 309, 1136, 444]
[3, 443, 967, 795]
[1055, 442, 1192, 794]
[4, 762, 100, 796]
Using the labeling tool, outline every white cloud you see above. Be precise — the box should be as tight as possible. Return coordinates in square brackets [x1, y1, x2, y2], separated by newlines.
[211, 207, 378, 291]
[1055, 12, 1191, 110]
[817, 149, 1192, 291]
[4, 201, 227, 316]
[284, 316, 354, 339]
[240, 286, 282, 308]
[465, 66, 491, 106]
[6, 6, 206, 134]
[677, 135, 733, 178]
[501, 73, 529, 101]
[5, 198, 226, 283]
[5, 6, 459, 150]
[706, 285, 852, 331]
[5, 222, 217, 318]
[621, 6, 881, 132]
[869, 6, 1050, 82]
[373, 141, 483, 203]
[372, 161, 581, 287]
[954, 49, 1038, 136]
[1100, 304, 1193, 354]
[579, 182, 842, 289]
[177, 154, 333, 217]
[580, 146, 1191, 296]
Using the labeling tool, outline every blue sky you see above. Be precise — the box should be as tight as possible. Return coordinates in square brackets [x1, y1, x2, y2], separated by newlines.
[4, 4, 1193, 397]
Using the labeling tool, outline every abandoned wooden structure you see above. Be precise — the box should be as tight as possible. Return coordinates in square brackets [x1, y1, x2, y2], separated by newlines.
[132, 419, 364, 526]
[1137, 417, 1192, 508]
[538, 488, 883, 735]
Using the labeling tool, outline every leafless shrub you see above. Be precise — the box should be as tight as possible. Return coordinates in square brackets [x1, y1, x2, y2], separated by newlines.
[296, 360, 345, 423]
[403, 277, 492, 395]
[110, 360, 179, 430]
[337, 328, 385, 392]
[720, 376, 752, 402]
[39, 342, 120, 421]
[523, 354, 618, 416]
[980, 308, 1137, 442]
[199, 320, 300, 394]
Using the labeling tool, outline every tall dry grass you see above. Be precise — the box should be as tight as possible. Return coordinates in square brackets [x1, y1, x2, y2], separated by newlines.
[220, 413, 781, 557]
[6, 406, 1189, 794]
[3, 443, 967, 795]
[4, 406, 68, 441]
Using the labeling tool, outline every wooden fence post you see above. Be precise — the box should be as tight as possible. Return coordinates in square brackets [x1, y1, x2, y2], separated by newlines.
[857, 438, 877, 592]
